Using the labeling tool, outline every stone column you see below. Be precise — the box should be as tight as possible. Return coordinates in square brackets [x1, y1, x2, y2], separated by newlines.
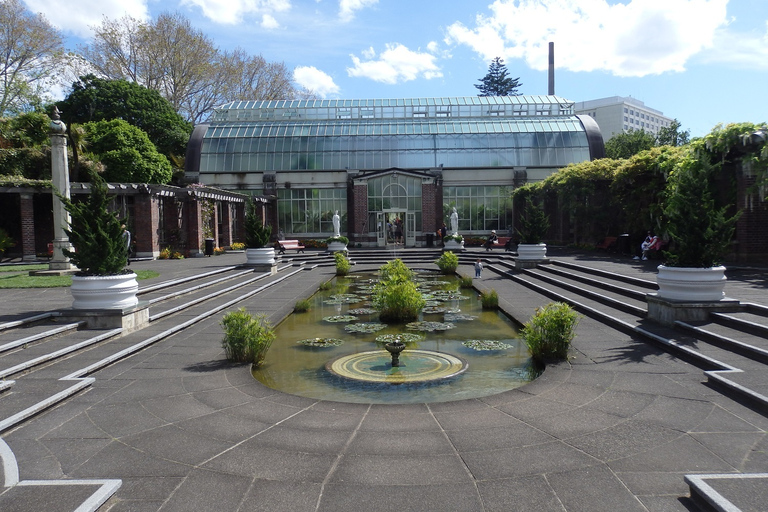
[49, 107, 73, 271]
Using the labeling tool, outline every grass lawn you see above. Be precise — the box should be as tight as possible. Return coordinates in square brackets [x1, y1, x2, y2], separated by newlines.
[0, 265, 160, 289]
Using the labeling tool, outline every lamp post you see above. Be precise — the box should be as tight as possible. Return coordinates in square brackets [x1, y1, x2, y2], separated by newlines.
[49, 106, 73, 271]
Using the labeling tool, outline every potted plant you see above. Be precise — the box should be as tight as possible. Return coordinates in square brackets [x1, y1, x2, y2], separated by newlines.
[244, 197, 275, 268]
[59, 170, 138, 309]
[516, 196, 550, 261]
[656, 153, 741, 301]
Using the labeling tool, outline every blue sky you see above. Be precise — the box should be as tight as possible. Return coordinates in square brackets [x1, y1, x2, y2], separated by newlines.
[26, 0, 768, 137]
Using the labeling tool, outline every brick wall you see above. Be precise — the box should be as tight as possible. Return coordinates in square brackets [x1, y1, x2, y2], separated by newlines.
[134, 194, 160, 258]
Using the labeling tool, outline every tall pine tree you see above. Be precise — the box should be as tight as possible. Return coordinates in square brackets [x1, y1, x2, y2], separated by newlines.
[475, 57, 522, 96]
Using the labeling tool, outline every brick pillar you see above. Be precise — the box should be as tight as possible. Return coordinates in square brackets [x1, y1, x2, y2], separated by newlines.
[134, 194, 160, 258]
[187, 199, 204, 257]
[220, 201, 232, 248]
[234, 202, 245, 244]
[352, 183, 368, 243]
[421, 181, 437, 237]
[19, 193, 36, 261]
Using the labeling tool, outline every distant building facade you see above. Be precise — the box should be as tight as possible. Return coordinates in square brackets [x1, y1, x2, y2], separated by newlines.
[574, 96, 673, 142]
[185, 96, 605, 247]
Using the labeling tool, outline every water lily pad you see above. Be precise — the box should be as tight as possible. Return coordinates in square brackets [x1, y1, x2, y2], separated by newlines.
[344, 322, 387, 333]
[422, 306, 446, 314]
[322, 315, 358, 323]
[298, 337, 344, 347]
[462, 339, 513, 351]
[375, 333, 424, 344]
[323, 297, 362, 305]
[347, 308, 377, 315]
[405, 321, 456, 332]
[444, 313, 477, 322]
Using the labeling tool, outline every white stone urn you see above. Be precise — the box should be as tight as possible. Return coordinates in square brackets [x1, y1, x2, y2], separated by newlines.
[656, 265, 727, 302]
[71, 273, 139, 310]
[517, 243, 547, 260]
[245, 247, 276, 266]
[327, 240, 348, 253]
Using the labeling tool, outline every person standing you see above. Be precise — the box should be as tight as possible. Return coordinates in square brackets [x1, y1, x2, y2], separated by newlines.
[474, 258, 483, 278]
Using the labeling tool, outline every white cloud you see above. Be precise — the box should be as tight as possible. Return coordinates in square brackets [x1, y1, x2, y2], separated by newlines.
[180, 0, 291, 25]
[261, 13, 280, 29]
[294, 65, 340, 97]
[338, 0, 378, 22]
[23, 0, 150, 38]
[698, 20, 768, 71]
[444, 0, 730, 77]
[347, 43, 442, 84]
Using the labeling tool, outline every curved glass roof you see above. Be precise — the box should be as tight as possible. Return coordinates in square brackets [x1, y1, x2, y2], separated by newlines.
[210, 95, 575, 122]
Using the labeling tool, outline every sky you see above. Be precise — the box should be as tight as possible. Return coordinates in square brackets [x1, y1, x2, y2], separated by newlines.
[24, 0, 768, 137]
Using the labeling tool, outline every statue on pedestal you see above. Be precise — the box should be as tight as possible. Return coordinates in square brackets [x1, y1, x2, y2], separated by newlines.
[332, 210, 340, 237]
[450, 207, 459, 236]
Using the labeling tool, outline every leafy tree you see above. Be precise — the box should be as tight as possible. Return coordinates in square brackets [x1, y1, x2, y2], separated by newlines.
[604, 129, 656, 159]
[0, 0, 64, 115]
[84, 119, 172, 183]
[57, 75, 192, 157]
[475, 57, 522, 97]
[79, 12, 301, 124]
[656, 119, 690, 147]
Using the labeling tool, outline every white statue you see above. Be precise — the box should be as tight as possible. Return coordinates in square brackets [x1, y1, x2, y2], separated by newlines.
[450, 207, 458, 236]
[332, 210, 340, 237]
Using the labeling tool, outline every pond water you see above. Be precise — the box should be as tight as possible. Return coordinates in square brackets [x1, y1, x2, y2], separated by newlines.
[253, 270, 535, 404]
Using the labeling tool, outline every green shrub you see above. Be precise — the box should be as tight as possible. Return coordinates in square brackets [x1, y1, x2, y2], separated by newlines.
[58, 169, 129, 275]
[319, 281, 332, 291]
[0, 228, 15, 255]
[244, 198, 272, 248]
[435, 251, 459, 274]
[480, 289, 499, 309]
[294, 298, 311, 312]
[220, 308, 275, 366]
[372, 259, 425, 323]
[326, 235, 349, 244]
[521, 302, 580, 362]
[379, 259, 414, 281]
[459, 276, 474, 288]
[373, 280, 425, 323]
[334, 252, 350, 275]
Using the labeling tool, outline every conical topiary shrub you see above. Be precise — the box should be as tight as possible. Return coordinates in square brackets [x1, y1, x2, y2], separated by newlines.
[244, 197, 272, 248]
[59, 170, 129, 275]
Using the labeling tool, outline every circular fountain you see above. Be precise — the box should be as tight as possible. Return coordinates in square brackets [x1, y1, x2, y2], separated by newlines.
[326, 347, 468, 384]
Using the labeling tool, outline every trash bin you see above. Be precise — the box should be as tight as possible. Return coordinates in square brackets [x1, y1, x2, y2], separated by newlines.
[425, 233, 434, 247]
[617, 234, 630, 256]
[204, 238, 215, 256]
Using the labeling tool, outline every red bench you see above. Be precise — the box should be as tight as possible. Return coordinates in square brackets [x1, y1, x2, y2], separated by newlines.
[485, 236, 512, 251]
[277, 240, 305, 254]
[595, 236, 617, 251]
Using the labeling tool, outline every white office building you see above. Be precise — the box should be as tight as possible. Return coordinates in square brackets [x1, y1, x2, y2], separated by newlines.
[574, 96, 673, 142]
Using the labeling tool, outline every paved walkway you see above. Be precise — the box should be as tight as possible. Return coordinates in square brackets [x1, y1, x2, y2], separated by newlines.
[1, 250, 767, 512]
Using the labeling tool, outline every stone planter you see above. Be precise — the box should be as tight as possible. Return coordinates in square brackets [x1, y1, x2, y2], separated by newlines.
[71, 273, 139, 310]
[327, 241, 348, 253]
[443, 239, 464, 251]
[517, 243, 547, 260]
[656, 265, 727, 302]
[245, 247, 276, 266]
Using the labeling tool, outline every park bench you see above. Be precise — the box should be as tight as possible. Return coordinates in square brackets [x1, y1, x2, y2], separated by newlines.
[595, 236, 618, 251]
[486, 236, 513, 251]
[277, 240, 305, 254]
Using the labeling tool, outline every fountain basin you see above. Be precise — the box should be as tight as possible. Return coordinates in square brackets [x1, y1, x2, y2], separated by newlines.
[326, 349, 468, 384]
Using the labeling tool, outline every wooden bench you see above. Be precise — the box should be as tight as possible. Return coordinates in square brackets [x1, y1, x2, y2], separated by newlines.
[595, 236, 618, 251]
[277, 240, 305, 254]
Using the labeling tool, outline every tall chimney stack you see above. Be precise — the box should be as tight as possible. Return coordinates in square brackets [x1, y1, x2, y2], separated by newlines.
[548, 42, 555, 95]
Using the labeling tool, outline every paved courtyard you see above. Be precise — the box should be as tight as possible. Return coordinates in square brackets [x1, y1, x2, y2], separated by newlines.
[0, 250, 767, 512]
